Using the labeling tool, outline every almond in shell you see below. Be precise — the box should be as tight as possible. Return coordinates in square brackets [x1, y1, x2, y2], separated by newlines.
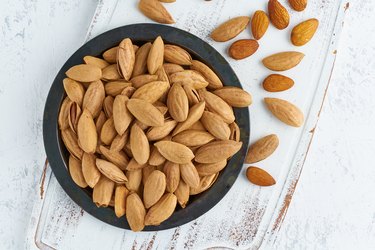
[213, 86, 252, 108]
[61, 128, 83, 160]
[174, 179, 189, 208]
[172, 130, 214, 147]
[100, 118, 117, 145]
[58, 97, 72, 130]
[190, 173, 218, 195]
[190, 60, 223, 90]
[164, 45, 192, 65]
[246, 166, 276, 186]
[148, 146, 166, 166]
[147, 119, 177, 141]
[142, 164, 156, 185]
[125, 169, 142, 192]
[268, 0, 290, 30]
[264, 98, 304, 127]
[77, 109, 97, 154]
[126, 192, 146, 232]
[114, 185, 129, 218]
[143, 170, 166, 208]
[110, 131, 129, 151]
[169, 70, 208, 89]
[183, 84, 201, 106]
[102, 64, 122, 81]
[66, 64, 102, 82]
[68, 102, 81, 134]
[145, 193, 177, 226]
[96, 159, 128, 184]
[132, 81, 170, 103]
[173, 101, 205, 135]
[82, 80, 105, 118]
[167, 83, 189, 122]
[195, 140, 242, 164]
[198, 89, 235, 123]
[105, 81, 132, 96]
[291, 18, 319, 46]
[251, 10, 269, 40]
[147, 36, 164, 74]
[130, 123, 150, 165]
[69, 155, 88, 188]
[211, 16, 250, 42]
[139, 0, 175, 24]
[63, 78, 85, 106]
[245, 134, 279, 163]
[103, 47, 118, 63]
[103, 96, 114, 118]
[99, 145, 129, 170]
[163, 161, 180, 193]
[163, 63, 184, 75]
[83, 56, 109, 69]
[127, 99, 164, 127]
[263, 74, 294, 92]
[82, 153, 101, 188]
[154, 141, 194, 164]
[117, 38, 135, 80]
[180, 162, 200, 188]
[131, 74, 158, 88]
[133, 42, 152, 77]
[113, 95, 133, 135]
[93, 175, 115, 207]
[196, 160, 227, 176]
[262, 51, 304, 71]
[201, 111, 230, 140]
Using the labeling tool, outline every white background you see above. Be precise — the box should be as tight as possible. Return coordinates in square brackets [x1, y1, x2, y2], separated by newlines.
[1, 0, 375, 249]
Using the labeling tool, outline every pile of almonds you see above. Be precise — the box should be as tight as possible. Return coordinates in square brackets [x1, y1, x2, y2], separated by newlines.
[59, 36, 252, 231]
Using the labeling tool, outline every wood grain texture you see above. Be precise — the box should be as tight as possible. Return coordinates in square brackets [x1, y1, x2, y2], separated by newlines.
[3, 0, 375, 249]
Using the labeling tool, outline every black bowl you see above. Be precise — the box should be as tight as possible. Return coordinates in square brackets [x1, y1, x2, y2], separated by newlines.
[43, 23, 250, 231]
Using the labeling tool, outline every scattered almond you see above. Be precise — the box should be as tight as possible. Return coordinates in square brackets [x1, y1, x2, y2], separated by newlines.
[263, 74, 294, 92]
[289, 0, 307, 11]
[245, 134, 279, 163]
[211, 16, 250, 42]
[139, 0, 175, 24]
[262, 51, 304, 71]
[251, 10, 269, 40]
[246, 166, 276, 186]
[291, 18, 319, 46]
[268, 0, 290, 30]
[264, 97, 304, 127]
[229, 39, 259, 60]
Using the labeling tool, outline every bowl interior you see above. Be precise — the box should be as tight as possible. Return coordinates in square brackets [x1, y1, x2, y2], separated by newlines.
[44, 23, 250, 230]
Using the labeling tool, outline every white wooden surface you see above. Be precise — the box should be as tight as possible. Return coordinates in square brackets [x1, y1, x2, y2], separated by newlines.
[1, 0, 375, 249]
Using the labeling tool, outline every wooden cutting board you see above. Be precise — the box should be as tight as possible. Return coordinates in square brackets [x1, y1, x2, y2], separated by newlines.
[26, 0, 348, 249]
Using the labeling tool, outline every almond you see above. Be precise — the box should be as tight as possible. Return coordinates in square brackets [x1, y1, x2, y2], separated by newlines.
[268, 0, 290, 30]
[84, 56, 109, 69]
[262, 51, 304, 71]
[96, 159, 128, 184]
[66, 64, 102, 82]
[289, 0, 307, 11]
[229, 39, 259, 60]
[77, 109, 97, 154]
[167, 83, 189, 122]
[172, 130, 214, 147]
[69, 155, 88, 188]
[148, 146, 166, 166]
[68, 102, 81, 134]
[154, 141, 194, 164]
[82, 80, 105, 118]
[263, 74, 294, 92]
[291, 18, 319, 46]
[180, 162, 200, 188]
[143, 170, 166, 208]
[264, 97, 304, 127]
[130, 123, 150, 165]
[169, 70, 208, 89]
[164, 45, 192, 65]
[145, 193, 177, 226]
[127, 99, 164, 126]
[190, 60, 223, 90]
[121, 86, 136, 97]
[245, 134, 279, 163]
[163, 161, 180, 192]
[251, 10, 269, 40]
[126, 193, 146, 232]
[246, 166, 276, 186]
[126, 158, 146, 171]
[213, 86, 252, 107]
[132, 81, 169, 103]
[103, 96, 114, 118]
[183, 84, 201, 106]
[147, 36, 164, 74]
[229, 122, 241, 142]
[146, 119, 177, 141]
[142, 165, 156, 185]
[201, 111, 231, 140]
[100, 118, 117, 145]
[132, 42, 152, 77]
[82, 153, 101, 188]
[63, 78, 85, 106]
[211, 16, 250, 42]
[139, 0, 175, 24]
[58, 97, 72, 130]
[114, 186, 129, 218]
[93, 176, 115, 207]
[110, 131, 129, 151]
[195, 140, 242, 164]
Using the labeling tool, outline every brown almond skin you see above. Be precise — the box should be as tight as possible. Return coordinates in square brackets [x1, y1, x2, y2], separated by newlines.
[251, 10, 269, 40]
[289, 0, 307, 12]
[268, 0, 290, 30]
[229, 39, 259, 60]
[245, 134, 279, 163]
[264, 98, 304, 127]
[211, 16, 251, 42]
[291, 18, 319, 46]
[263, 74, 294, 92]
[262, 51, 304, 71]
[246, 166, 276, 186]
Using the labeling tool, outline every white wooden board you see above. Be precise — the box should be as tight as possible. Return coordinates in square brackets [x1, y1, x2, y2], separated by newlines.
[26, 0, 348, 249]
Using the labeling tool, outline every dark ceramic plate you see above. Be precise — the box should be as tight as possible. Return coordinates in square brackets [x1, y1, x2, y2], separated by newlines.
[43, 23, 250, 231]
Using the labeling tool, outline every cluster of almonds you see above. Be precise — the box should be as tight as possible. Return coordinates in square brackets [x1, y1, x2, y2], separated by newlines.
[58, 36, 252, 231]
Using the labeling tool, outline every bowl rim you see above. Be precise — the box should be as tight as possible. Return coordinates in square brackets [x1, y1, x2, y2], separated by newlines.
[43, 23, 250, 231]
